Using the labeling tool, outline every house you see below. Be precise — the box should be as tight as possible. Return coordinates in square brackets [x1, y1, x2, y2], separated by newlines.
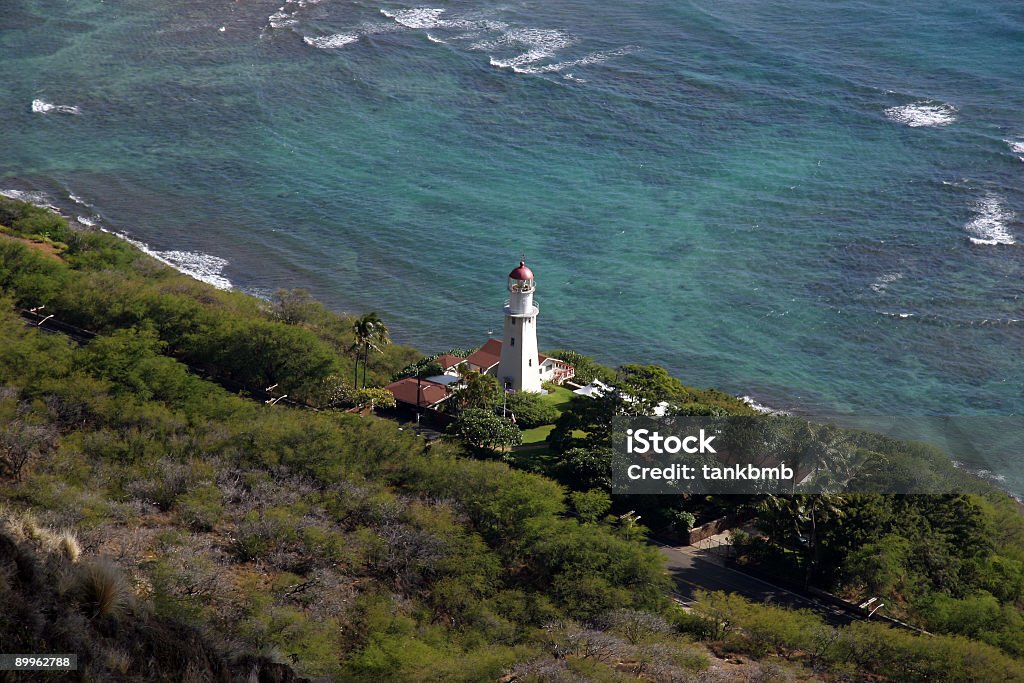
[465, 338, 574, 388]
[435, 354, 466, 374]
[384, 376, 451, 410]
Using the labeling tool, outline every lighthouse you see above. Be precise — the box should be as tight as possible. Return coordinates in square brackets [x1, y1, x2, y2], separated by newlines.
[497, 260, 543, 393]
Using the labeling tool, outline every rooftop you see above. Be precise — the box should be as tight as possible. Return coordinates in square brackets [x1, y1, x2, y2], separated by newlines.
[466, 338, 503, 371]
[385, 377, 451, 408]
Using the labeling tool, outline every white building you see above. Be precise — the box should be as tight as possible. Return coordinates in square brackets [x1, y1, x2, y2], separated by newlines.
[463, 261, 574, 392]
[497, 261, 542, 392]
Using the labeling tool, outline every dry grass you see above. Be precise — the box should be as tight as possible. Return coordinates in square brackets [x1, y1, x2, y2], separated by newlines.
[76, 558, 130, 619]
[55, 529, 82, 562]
[0, 507, 81, 563]
[105, 648, 132, 674]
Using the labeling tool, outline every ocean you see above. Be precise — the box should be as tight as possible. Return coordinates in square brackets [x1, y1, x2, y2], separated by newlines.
[2, 1, 1022, 488]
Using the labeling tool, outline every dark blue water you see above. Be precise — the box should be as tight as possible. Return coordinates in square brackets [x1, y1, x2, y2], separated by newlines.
[2, 2, 1022, 436]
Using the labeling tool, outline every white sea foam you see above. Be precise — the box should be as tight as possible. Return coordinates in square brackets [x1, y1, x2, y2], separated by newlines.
[0, 188, 60, 211]
[489, 49, 549, 69]
[883, 101, 956, 127]
[1006, 139, 1024, 162]
[3, 188, 231, 288]
[426, 32, 446, 44]
[67, 191, 93, 209]
[380, 8, 446, 29]
[31, 99, 81, 115]
[304, 33, 359, 49]
[104, 229, 232, 289]
[268, 9, 297, 29]
[740, 396, 791, 416]
[153, 250, 232, 290]
[269, 0, 324, 29]
[965, 194, 1016, 245]
[477, 27, 575, 69]
[870, 271, 903, 293]
[514, 46, 637, 74]
[380, 7, 505, 34]
[962, 465, 1008, 485]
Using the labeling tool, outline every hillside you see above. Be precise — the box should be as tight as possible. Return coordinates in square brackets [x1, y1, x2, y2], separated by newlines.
[2, 197, 1023, 682]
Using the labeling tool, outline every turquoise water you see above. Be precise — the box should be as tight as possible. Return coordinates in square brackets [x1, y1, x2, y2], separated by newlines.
[2, 2, 1022, 429]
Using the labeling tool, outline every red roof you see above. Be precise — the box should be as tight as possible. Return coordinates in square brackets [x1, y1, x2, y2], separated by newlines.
[435, 354, 465, 372]
[466, 338, 503, 371]
[509, 261, 534, 281]
[385, 377, 450, 408]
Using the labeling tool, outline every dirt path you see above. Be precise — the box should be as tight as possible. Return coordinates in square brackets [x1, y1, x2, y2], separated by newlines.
[0, 231, 63, 261]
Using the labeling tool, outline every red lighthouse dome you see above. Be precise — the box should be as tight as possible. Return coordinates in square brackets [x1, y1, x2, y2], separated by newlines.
[509, 261, 534, 280]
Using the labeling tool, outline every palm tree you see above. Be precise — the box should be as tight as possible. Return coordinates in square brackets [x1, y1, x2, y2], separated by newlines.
[753, 492, 846, 586]
[351, 313, 391, 388]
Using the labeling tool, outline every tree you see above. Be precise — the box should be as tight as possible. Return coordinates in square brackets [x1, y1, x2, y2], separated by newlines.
[352, 388, 396, 411]
[309, 374, 352, 410]
[450, 408, 521, 456]
[351, 313, 391, 389]
[668, 509, 696, 535]
[559, 446, 613, 491]
[789, 422, 854, 492]
[548, 392, 624, 452]
[569, 490, 612, 524]
[271, 289, 319, 325]
[846, 534, 911, 597]
[543, 350, 616, 385]
[505, 392, 559, 429]
[450, 369, 500, 413]
[616, 364, 691, 413]
[754, 493, 846, 585]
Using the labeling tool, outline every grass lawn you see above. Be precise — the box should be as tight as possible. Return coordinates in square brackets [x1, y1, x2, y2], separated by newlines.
[518, 386, 583, 446]
[521, 424, 555, 445]
[520, 424, 586, 446]
[540, 385, 575, 411]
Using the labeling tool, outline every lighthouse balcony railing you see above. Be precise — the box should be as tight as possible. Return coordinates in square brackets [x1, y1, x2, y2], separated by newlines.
[504, 299, 539, 314]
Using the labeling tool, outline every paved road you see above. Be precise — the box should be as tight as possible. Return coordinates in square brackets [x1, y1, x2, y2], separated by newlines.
[655, 541, 858, 627]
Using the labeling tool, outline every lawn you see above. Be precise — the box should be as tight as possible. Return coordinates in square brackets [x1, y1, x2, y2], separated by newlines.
[539, 385, 575, 411]
[520, 424, 587, 446]
[521, 424, 555, 445]
[518, 386, 583, 446]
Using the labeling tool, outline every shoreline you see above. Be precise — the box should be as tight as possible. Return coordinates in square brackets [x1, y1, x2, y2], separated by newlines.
[3, 182, 1022, 502]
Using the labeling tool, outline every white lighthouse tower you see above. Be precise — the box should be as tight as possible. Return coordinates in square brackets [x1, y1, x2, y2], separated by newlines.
[497, 260, 542, 393]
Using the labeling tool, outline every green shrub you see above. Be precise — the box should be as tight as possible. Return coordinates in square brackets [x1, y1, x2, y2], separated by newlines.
[505, 391, 560, 429]
[175, 483, 223, 531]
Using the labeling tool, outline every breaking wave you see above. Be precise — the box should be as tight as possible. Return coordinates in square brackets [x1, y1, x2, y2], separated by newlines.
[304, 33, 359, 49]
[104, 229, 233, 290]
[31, 99, 81, 115]
[870, 271, 903, 293]
[884, 100, 956, 127]
[1006, 139, 1024, 162]
[965, 194, 1016, 245]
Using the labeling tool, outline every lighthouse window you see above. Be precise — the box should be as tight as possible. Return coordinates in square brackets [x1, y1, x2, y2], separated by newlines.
[529, 358, 532, 367]
[511, 337, 515, 347]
